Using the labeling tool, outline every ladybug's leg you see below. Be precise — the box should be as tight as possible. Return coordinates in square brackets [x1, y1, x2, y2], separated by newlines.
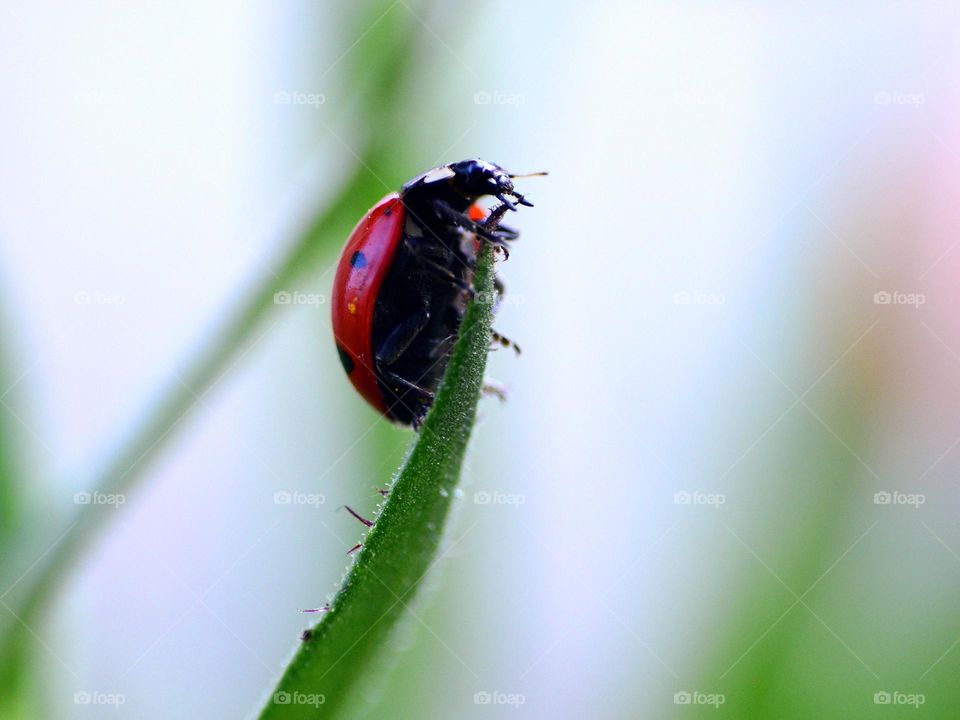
[428, 333, 457, 360]
[432, 200, 515, 252]
[494, 275, 506, 301]
[375, 304, 438, 401]
[491, 223, 520, 241]
[403, 238, 475, 298]
[375, 306, 431, 366]
[478, 202, 516, 236]
[434, 204, 511, 243]
[491, 329, 522, 356]
[482, 380, 508, 402]
[381, 369, 435, 400]
[476, 204, 520, 241]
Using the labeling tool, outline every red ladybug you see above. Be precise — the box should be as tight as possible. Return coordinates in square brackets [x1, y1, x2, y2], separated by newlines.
[331, 159, 539, 426]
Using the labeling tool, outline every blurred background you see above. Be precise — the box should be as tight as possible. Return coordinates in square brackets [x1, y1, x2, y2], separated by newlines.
[1, 1, 959, 717]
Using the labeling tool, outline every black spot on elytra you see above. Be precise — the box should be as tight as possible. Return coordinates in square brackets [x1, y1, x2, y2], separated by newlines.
[350, 251, 367, 269]
[336, 344, 355, 374]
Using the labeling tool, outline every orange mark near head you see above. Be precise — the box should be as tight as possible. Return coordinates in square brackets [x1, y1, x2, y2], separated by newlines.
[468, 202, 488, 222]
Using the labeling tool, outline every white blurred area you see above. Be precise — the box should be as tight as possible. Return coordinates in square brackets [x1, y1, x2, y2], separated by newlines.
[1, 1, 959, 718]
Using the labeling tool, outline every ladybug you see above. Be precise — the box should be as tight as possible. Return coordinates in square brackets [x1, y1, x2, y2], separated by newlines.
[331, 158, 540, 426]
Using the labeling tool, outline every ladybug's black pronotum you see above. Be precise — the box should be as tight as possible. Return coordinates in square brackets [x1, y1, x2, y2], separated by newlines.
[331, 159, 540, 426]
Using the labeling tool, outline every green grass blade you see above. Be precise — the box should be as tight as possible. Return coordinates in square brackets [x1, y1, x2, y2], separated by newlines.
[259, 244, 497, 720]
[0, 0, 429, 673]
[0, 329, 31, 717]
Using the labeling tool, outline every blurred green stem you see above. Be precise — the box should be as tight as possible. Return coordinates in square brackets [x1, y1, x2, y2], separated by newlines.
[0, 0, 429, 672]
[0, 157, 373, 657]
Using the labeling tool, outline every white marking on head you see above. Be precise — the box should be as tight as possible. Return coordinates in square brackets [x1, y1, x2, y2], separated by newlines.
[422, 166, 455, 184]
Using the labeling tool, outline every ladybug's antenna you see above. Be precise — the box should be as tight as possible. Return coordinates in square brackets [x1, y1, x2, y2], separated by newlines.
[508, 171, 548, 179]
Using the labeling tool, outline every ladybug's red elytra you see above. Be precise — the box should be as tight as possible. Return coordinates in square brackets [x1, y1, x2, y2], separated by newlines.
[331, 158, 541, 427]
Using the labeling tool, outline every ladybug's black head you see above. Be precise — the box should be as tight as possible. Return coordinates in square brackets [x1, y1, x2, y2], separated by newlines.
[449, 158, 534, 211]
